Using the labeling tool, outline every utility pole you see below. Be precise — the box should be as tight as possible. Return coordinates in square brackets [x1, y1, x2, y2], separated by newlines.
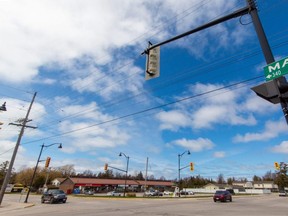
[144, 157, 148, 191]
[0, 92, 37, 205]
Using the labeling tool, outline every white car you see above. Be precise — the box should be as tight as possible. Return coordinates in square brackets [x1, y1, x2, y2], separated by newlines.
[107, 191, 121, 196]
[279, 190, 287, 197]
[163, 191, 173, 195]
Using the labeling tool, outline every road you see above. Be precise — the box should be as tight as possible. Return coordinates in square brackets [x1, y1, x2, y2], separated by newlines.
[1, 193, 287, 216]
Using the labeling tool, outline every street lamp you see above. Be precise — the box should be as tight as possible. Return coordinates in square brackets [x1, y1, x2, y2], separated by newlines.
[24, 143, 62, 203]
[0, 102, 6, 111]
[119, 152, 129, 197]
[178, 150, 190, 197]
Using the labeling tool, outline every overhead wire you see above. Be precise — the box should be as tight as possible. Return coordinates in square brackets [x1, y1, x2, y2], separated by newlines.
[34, 0, 214, 110]
[1, 72, 261, 157]
[0, 0, 284, 155]
[34, 36, 288, 131]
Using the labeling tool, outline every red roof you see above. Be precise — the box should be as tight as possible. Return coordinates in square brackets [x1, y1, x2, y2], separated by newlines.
[67, 177, 174, 187]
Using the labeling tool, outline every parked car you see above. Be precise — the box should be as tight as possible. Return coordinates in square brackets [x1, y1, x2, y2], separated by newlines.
[179, 190, 194, 195]
[107, 191, 121, 196]
[180, 190, 189, 195]
[144, 190, 163, 196]
[279, 190, 287, 197]
[163, 191, 173, 195]
[152, 191, 163, 196]
[84, 190, 94, 195]
[213, 190, 232, 202]
[41, 189, 67, 204]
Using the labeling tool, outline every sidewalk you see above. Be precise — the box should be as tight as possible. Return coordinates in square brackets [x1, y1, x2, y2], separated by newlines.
[0, 194, 36, 213]
[0, 201, 35, 212]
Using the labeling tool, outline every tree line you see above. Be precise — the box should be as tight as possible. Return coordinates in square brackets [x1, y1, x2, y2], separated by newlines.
[1, 161, 287, 190]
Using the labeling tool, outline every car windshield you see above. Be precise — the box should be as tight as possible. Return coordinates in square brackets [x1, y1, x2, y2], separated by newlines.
[49, 189, 64, 194]
[215, 191, 226, 194]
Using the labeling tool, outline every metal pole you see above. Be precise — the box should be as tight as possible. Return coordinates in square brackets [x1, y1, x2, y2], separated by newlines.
[24, 144, 44, 203]
[247, 0, 288, 124]
[143, 6, 250, 53]
[178, 154, 181, 197]
[44, 167, 51, 188]
[144, 157, 148, 191]
[0, 92, 37, 205]
[123, 156, 129, 197]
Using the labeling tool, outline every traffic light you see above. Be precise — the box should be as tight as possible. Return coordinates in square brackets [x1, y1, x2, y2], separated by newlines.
[45, 157, 51, 168]
[274, 162, 280, 170]
[190, 162, 194, 171]
[104, 163, 108, 171]
[251, 76, 288, 104]
[145, 43, 160, 80]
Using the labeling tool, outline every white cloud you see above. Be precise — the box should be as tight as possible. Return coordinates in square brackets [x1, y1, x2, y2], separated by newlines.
[0, 0, 242, 84]
[271, 141, 288, 154]
[170, 137, 214, 152]
[233, 120, 288, 143]
[156, 82, 258, 131]
[213, 151, 226, 158]
[156, 110, 190, 131]
[56, 102, 131, 153]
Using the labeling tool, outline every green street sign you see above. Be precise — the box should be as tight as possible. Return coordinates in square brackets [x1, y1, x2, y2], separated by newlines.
[264, 56, 288, 81]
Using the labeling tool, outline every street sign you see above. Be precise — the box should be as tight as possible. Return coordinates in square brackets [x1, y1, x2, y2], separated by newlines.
[264, 56, 288, 81]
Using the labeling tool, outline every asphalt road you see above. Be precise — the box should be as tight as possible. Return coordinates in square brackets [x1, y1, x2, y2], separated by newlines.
[1, 193, 287, 216]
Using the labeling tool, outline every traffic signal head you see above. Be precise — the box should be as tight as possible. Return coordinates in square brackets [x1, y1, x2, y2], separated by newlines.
[251, 76, 288, 105]
[190, 162, 194, 171]
[145, 43, 160, 80]
[45, 157, 51, 168]
[104, 163, 108, 171]
[274, 162, 280, 170]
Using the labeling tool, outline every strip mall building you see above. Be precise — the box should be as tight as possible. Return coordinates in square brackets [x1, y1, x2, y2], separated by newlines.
[58, 177, 174, 194]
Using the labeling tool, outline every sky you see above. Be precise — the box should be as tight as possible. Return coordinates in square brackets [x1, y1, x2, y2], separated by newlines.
[0, 0, 288, 182]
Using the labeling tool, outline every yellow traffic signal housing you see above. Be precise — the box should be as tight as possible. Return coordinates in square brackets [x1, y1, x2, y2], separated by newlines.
[190, 162, 194, 171]
[104, 163, 108, 171]
[274, 162, 280, 170]
[45, 157, 51, 168]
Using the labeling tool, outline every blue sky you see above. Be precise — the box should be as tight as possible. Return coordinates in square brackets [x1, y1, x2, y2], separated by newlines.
[0, 0, 288, 181]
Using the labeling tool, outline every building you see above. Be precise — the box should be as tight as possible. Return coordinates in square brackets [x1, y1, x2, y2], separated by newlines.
[58, 177, 174, 194]
[203, 183, 231, 191]
[51, 178, 65, 187]
[232, 181, 278, 191]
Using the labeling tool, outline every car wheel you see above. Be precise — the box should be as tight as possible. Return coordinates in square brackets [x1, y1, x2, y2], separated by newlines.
[214, 199, 216, 202]
[49, 198, 54, 204]
[63, 200, 66, 203]
[41, 199, 44, 203]
[230, 197, 232, 202]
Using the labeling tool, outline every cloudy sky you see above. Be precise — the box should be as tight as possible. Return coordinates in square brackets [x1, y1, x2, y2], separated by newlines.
[0, 0, 288, 181]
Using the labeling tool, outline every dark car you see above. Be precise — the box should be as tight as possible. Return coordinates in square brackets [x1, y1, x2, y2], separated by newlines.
[41, 189, 67, 204]
[226, 189, 235, 195]
[213, 190, 232, 202]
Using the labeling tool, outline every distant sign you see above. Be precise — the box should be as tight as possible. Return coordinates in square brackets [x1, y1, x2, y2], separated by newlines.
[264, 56, 288, 81]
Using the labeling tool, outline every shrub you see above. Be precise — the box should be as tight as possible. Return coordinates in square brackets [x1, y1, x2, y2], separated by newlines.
[126, 192, 136, 197]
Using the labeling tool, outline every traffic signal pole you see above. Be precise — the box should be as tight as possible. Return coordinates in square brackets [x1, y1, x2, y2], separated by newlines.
[247, 0, 288, 124]
[143, 0, 288, 124]
[143, 6, 250, 54]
